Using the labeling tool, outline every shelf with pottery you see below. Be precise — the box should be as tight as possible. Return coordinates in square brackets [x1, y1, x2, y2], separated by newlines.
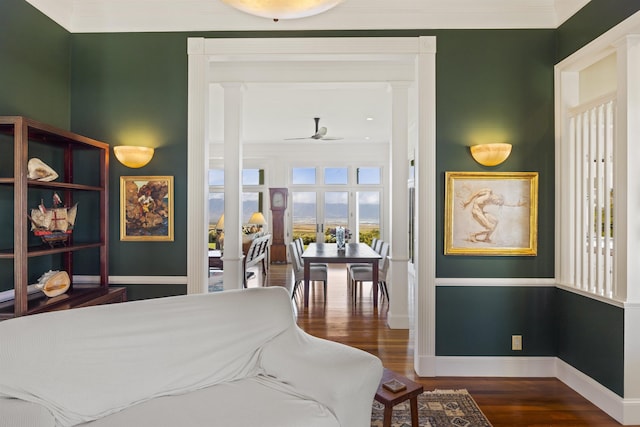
[0, 116, 126, 319]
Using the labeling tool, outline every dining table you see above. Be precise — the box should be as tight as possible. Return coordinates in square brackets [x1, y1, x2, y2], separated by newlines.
[301, 242, 382, 309]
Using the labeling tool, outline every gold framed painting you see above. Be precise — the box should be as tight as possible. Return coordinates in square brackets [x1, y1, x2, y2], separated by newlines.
[444, 171, 538, 256]
[120, 176, 174, 241]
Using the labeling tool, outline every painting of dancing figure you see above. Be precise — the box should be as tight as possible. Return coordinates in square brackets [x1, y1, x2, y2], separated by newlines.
[445, 172, 538, 256]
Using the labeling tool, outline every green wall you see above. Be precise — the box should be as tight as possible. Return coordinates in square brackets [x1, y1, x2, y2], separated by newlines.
[556, 0, 640, 62]
[436, 286, 556, 356]
[0, 0, 72, 291]
[70, 33, 188, 284]
[435, 29, 556, 279]
[0, 0, 71, 127]
[556, 290, 624, 396]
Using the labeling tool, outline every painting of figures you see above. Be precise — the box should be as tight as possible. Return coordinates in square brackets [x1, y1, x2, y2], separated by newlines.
[120, 176, 174, 241]
[444, 172, 538, 256]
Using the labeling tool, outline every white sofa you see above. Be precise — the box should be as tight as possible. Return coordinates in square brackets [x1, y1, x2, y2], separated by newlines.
[0, 287, 383, 427]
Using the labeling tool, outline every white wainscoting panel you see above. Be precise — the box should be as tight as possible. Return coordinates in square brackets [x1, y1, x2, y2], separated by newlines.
[435, 356, 555, 377]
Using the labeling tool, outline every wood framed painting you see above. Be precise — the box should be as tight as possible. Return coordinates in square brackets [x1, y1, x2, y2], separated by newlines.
[444, 171, 538, 256]
[120, 176, 174, 241]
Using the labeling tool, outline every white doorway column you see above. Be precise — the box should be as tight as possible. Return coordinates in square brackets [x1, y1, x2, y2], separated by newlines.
[221, 82, 245, 290]
[616, 34, 640, 406]
[414, 36, 437, 376]
[186, 38, 208, 295]
[387, 81, 411, 329]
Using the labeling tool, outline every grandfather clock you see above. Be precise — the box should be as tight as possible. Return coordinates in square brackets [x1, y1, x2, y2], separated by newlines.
[269, 188, 288, 264]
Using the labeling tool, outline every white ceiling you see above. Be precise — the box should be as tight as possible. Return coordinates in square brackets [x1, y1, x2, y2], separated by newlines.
[24, 0, 590, 145]
[211, 83, 393, 145]
[27, 0, 590, 33]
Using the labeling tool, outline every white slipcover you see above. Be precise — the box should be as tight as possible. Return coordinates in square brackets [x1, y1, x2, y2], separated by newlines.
[0, 287, 382, 427]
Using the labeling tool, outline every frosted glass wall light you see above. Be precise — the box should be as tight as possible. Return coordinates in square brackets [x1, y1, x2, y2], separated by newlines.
[470, 143, 512, 167]
[113, 146, 155, 168]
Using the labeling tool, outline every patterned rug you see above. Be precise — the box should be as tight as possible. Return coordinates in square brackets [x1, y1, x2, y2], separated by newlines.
[371, 389, 493, 427]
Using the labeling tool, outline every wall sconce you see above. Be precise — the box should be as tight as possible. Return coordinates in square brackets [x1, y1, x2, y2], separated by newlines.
[470, 143, 512, 167]
[113, 146, 155, 168]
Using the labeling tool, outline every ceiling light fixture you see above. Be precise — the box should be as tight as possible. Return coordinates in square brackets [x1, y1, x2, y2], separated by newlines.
[220, 0, 344, 21]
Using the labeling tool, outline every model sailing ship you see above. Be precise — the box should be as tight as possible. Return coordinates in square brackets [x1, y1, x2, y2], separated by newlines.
[27, 192, 78, 247]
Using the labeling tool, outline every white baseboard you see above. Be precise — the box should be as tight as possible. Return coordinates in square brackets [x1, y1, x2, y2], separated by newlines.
[386, 313, 410, 329]
[415, 354, 437, 377]
[622, 398, 640, 425]
[556, 358, 640, 425]
[435, 356, 556, 377]
[411, 356, 640, 425]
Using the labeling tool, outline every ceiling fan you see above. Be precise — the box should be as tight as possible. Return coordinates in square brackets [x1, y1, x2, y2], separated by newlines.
[285, 117, 343, 141]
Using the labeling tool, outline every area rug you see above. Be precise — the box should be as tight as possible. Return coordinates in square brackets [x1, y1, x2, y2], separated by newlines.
[371, 389, 492, 427]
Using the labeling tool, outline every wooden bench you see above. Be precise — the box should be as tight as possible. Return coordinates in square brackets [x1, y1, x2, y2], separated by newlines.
[243, 234, 271, 288]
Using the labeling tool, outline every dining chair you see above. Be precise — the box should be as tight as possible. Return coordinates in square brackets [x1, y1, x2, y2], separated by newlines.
[348, 241, 390, 304]
[295, 237, 304, 256]
[371, 238, 381, 253]
[289, 241, 328, 301]
[346, 238, 384, 276]
[243, 234, 271, 288]
[297, 237, 329, 274]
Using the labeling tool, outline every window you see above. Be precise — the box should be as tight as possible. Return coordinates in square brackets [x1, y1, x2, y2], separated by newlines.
[290, 165, 383, 244]
[324, 167, 348, 185]
[208, 168, 225, 231]
[357, 167, 381, 185]
[242, 192, 261, 224]
[242, 168, 265, 223]
[357, 191, 381, 245]
[243, 169, 263, 186]
[208, 169, 224, 186]
[208, 168, 265, 248]
[292, 167, 316, 185]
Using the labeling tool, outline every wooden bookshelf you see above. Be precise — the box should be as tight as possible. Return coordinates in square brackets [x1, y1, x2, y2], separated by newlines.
[0, 116, 126, 318]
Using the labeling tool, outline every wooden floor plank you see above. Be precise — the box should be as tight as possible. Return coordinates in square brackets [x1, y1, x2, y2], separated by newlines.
[255, 263, 633, 426]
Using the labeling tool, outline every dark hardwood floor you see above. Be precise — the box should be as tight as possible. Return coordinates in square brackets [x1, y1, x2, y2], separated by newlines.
[251, 263, 634, 427]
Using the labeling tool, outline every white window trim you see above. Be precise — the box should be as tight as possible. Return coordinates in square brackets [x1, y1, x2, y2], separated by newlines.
[555, 16, 640, 306]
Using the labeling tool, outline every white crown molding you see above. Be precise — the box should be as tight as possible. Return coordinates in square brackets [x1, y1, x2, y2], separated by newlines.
[24, 0, 590, 33]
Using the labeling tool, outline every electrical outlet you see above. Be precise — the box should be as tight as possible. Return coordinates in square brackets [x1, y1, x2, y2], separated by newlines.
[512, 335, 523, 351]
